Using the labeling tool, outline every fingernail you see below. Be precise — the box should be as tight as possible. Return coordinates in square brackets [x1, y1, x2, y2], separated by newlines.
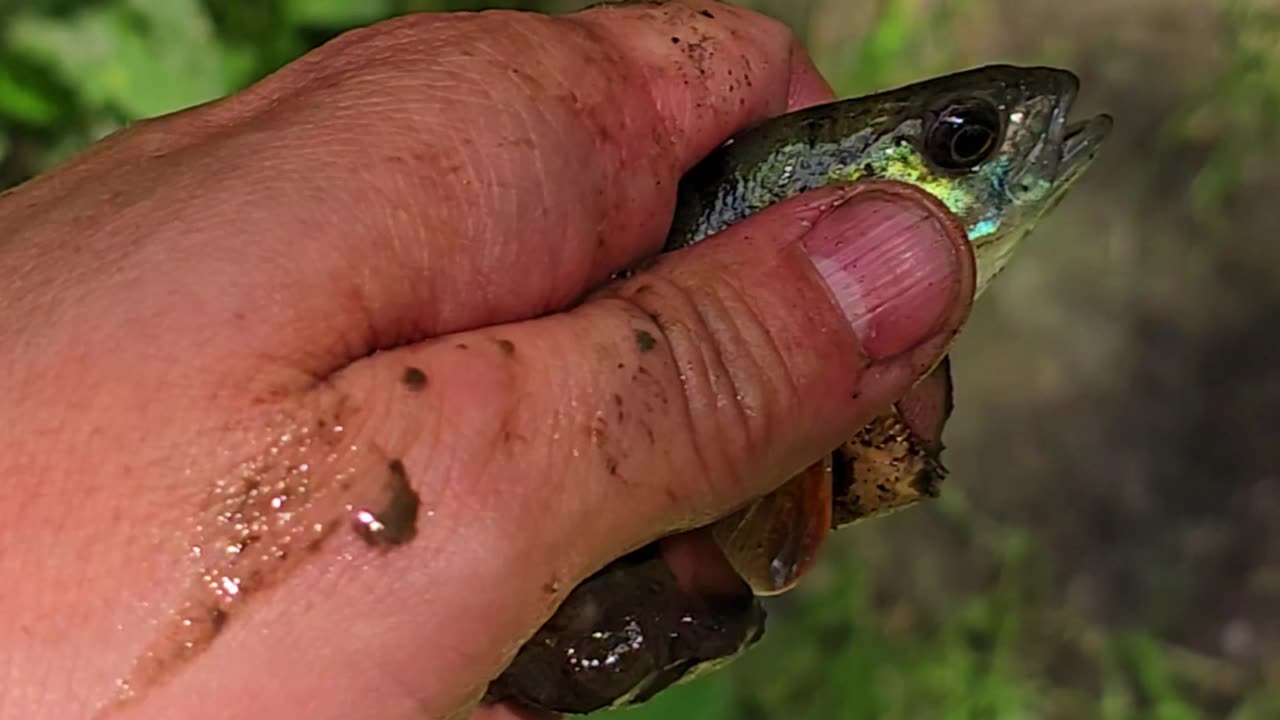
[803, 192, 961, 359]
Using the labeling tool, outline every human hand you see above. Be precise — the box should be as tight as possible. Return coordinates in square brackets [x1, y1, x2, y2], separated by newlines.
[0, 2, 973, 718]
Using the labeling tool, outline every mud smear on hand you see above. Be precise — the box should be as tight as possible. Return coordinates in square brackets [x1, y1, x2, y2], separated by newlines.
[634, 329, 657, 352]
[401, 366, 428, 391]
[107, 402, 422, 711]
[351, 459, 421, 546]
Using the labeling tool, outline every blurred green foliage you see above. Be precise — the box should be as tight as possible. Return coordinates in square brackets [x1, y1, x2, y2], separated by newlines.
[2, 1, 1277, 718]
[4, 0, 1278, 217]
[1164, 0, 1280, 227]
[606, 490, 1280, 720]
[0, 0, 584, 184]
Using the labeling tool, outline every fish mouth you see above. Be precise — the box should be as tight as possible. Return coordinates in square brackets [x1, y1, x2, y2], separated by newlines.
[1049, 69, 1112, 182]
[1059, 114, 1113, 180]
[1028, 112, 1110, 221]
[1004, 69, 1111, 201]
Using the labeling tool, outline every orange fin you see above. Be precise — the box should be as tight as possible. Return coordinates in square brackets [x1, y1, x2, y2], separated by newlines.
[711, 458, 833, 596]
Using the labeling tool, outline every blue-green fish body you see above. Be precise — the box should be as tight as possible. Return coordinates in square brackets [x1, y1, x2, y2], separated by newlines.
[667, 65, 1111, 292]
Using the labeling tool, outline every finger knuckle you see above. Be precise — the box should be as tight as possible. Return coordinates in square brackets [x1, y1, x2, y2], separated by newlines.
[609, 270, 798, 497]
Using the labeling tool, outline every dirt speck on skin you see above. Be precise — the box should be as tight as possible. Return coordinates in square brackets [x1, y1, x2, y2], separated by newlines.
[682, 41, 712, 75]
[401, 366, 428, 391]
[496, 339, 516, 356]
[640, 420, 655, 446]
[590, 413, 608, 448]
[611, 393, 626, 424]
[634, 329, 657, 352]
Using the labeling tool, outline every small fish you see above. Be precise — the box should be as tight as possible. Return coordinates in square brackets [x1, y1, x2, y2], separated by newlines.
[489, 64, 1110, 715]
[670, 63, 1112, 597]
[667, 64, 1111, 293]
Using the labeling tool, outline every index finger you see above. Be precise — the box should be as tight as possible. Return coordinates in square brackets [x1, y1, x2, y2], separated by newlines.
[573, 0, 837, 161]
[121, 2, 840, 380]
[309, 0, 836, 338]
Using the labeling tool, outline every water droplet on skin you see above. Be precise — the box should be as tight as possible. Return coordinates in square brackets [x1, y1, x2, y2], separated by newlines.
[353, 510, 385, 534]
[112, 405, 425, 707]
[219, 577, 240, 596]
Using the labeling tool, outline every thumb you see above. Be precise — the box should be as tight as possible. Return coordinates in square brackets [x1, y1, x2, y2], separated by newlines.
[568, 180, 973, 540]
[313, 180, 973, 712]
[332, 179, 967, 691]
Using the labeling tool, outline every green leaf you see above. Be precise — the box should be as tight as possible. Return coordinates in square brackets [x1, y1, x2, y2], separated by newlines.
[6, 0, 234, 120]
[283, 0, 396, 27]
[591, 672, 735, 720]
[0, 63, 60, 124]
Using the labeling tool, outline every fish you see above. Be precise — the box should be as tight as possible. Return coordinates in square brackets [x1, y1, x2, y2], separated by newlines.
[486, 64, 1111, 715]
[676, 64, 1112, 596]
[668, 64, 1112, 293]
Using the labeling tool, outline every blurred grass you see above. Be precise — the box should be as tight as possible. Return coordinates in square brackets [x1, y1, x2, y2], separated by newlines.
[1163, 0, 1280, 228]
[2, 1, 1278, 719]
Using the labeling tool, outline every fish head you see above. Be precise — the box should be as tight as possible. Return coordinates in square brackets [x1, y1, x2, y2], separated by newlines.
[841, 65, 1112, 293]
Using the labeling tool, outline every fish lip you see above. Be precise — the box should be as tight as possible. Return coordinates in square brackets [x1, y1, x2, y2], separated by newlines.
[1059, 114, 1113, 178]
[1005, 69, 1087, 197]
[1000, 72, 1109, 209]
[1051, 70, 1111, 180]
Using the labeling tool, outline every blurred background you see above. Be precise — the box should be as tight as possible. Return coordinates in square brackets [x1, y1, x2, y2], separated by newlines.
[1, 0, 1277, 717]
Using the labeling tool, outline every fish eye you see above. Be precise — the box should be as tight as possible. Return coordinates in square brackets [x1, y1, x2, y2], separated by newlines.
[925, 100, 1003, 171]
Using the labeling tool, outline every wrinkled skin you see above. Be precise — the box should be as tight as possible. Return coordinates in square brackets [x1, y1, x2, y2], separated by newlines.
[489, 364, 953, 714]
[0, 3, 974, 720]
